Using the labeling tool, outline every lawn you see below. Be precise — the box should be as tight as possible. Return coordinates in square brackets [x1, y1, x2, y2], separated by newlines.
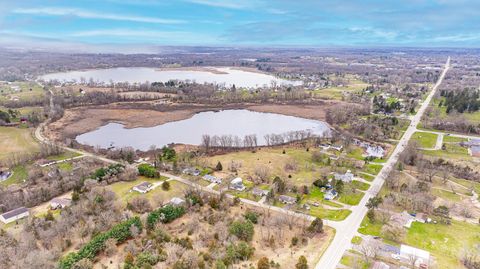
[0, 127, 39, 161]
[46, 151, 82, 161]
[338, 191, 365, 205]
[412, 132, 438, 148]
[451, 178, 480, 197]
[109, 176, 170, 204]
[351, 180, 370, 191]
[351, 236, 363, 245]
[340, 252, 369, 269]
[0, 164, 28, 186]
[443, 136, 467, 143]
[309, 207, 351, 221]
[358, 215, 383, 236]
[431, 188, 463, 202]
[406, 221, 480, 269]
[362, 163, 383, 175]
[302, 187, 344, 208]
[358, 172, 375, 181]
[421, 143, 470, 159]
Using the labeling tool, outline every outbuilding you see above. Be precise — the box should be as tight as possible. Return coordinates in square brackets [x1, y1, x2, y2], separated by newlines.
[0, 207, 29, 224]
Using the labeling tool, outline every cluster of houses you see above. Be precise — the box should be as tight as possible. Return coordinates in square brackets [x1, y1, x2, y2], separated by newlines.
[0, 197, 72, 225]
[353, 139, 386, 158]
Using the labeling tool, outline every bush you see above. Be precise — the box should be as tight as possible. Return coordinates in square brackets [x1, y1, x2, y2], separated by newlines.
[225, 241, 255, 263]
[138, 163, 159, 178]
[162, 180, 170, 191]
[295, 255, 308, 269]
[229, 220, 254, 241]
[146, 205, 185, 229]
[216, 161, 223, 171]
[257, 257, 270, 269]
[307, 218, 323, 234]
[244, 211, 259, 224]
[58, 217, 142, 269]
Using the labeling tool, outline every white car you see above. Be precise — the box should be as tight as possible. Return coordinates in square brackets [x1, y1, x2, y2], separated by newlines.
[391, 253, 401, 260]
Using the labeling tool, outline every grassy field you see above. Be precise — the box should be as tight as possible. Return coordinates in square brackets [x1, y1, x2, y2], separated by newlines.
[406, 221, 480, 269]
[0, 164, 28, 186]
[0, 82, 45, 102]
[351, 180, 370, 191]
[412, 132, 438, 148]
[358, 215, 383, 236]
[443, 136, 468, 143]
[431, 188, 463, 202]
[0, 127, 39, 161]
[108, 176, 187, 205]
[362, 163, 383, 175]
[358, 172, 375, 181]
[421, 142, 469, 160]
[451, 178, 480, 196]
[340, 251, 369, 269]
[338, 191, 365, 205]
[309, 207, 351, 221]
[313, 75, 369, 100]
[204, 147, 329, 187]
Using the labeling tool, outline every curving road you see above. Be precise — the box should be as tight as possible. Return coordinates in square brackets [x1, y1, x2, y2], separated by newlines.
[315, 57, 450, 269]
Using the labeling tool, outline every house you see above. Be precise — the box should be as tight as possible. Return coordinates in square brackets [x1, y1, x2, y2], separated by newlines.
[50, 197, 72, 209]
[252, 188, 269, 197]
[278, 195, 296, 205]
[366, 145, 385, 158]
[400, 244, 430, 267]
[331, 144, 343, 151]
[390, 211, 415, 228]
[182, 167, 201, 176]
[168, 197, 186, 207]
[0, 207, 29, 224]
[132, 182, 154, 194]
[230, 177, 246, 191]
[415, 213, 431, 223]
[324, 189, 338, 200]
[319, 144, 331, 150]
[203, 174, 222, 184]
[0, 168, 11, 181]
[372, 262, 390, 269]
[334, 170, 354, 183]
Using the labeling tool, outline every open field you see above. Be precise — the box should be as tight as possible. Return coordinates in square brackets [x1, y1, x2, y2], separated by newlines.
[0, 126, 39, 161]
[412, 131, 438, 148]
[406, 221, 480, 269]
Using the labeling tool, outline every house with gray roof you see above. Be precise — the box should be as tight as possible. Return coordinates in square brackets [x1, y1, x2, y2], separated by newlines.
[278, 195, 296, 205]
[132, 182, 153, 194]
[0, 207, 29, 224]
[203, 174, 222, 184]
[334, 170, 354, 183]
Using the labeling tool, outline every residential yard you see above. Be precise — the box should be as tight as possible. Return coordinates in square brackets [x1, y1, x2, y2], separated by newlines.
[431, 188, 463, 202]
[412, 132, 438, 148]
[338, 191, 365, 205]
[309, 207, 351, 221]
[0, 82, 45, 102]
[0, 164, 28, 186]
[362, 163, 383, 175]
[108, 176, 186, 206]
[352, 180, 370, 191]
[0, 127, 39, 161]
[405, 221, 480, 269]
[358, 215, 383, 236]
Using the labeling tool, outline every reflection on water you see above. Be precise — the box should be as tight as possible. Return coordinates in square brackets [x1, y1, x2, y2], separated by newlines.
[76, 110, 330, 150]
[40, 67, 302, 88]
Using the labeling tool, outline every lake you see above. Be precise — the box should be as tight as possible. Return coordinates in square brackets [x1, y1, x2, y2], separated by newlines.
[76, 110, 330, 150]
[40, 67, 302, 88]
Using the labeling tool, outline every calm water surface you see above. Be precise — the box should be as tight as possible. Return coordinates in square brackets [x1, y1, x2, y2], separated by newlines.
[76, 110, 329, 150]
[40, 67, 301, 88]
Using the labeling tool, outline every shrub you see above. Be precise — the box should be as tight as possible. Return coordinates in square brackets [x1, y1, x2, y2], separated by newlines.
[138, 163, 159, 178]
[161, 180, 170, 191]
[216, 161, 223, 171]
[295, 255, 308, 269]
[225, 241, 255, 263]
[229, 220, 254, 241]
[146, 205, 185, 229]
[58, 217, 142, 269]
[257, 257, 270, 269]
[307, 218, 323, 234]
[244, 211, 259, 224]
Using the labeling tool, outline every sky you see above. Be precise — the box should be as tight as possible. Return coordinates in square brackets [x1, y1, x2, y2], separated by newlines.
[1, 0, 480, 51]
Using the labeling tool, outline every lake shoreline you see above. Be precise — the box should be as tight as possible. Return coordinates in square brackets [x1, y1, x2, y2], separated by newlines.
[45, 102, 336, 144]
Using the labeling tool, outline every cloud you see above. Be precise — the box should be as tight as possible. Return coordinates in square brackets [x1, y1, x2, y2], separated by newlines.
[184, 0, 252, 9]
[12, 7, 186, 24]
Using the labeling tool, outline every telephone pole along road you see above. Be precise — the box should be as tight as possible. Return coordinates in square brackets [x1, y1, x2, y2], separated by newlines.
[315, 57, 450, 269]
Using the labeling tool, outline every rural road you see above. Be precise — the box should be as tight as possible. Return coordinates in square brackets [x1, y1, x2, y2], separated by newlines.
[314, 57, 450, 269]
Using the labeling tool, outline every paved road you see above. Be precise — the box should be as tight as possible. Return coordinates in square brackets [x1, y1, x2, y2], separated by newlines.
[314, 57, 450, 269]
[415, 129, 480, 140]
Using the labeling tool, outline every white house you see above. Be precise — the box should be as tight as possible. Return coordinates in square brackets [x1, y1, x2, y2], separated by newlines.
[169, 197, 186, 207]
[334, 170, 354, 183]
[132, 182, 154, 194]
[230, 177, 246, 191]
[50, 197, 72, 209]
[324, 189, 338, 200]
[400, 244, 430, 267]
[203, 174, 222, 184]
[278, 195, 296, 205]
[0, 207, 29, 224]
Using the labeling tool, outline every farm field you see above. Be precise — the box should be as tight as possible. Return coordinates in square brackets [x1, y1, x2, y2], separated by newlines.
[0, 126, 39, 161]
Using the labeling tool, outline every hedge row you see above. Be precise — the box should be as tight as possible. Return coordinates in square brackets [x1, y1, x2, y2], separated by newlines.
[146, 205, 185, 229]
[58, 217, 143, 269]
